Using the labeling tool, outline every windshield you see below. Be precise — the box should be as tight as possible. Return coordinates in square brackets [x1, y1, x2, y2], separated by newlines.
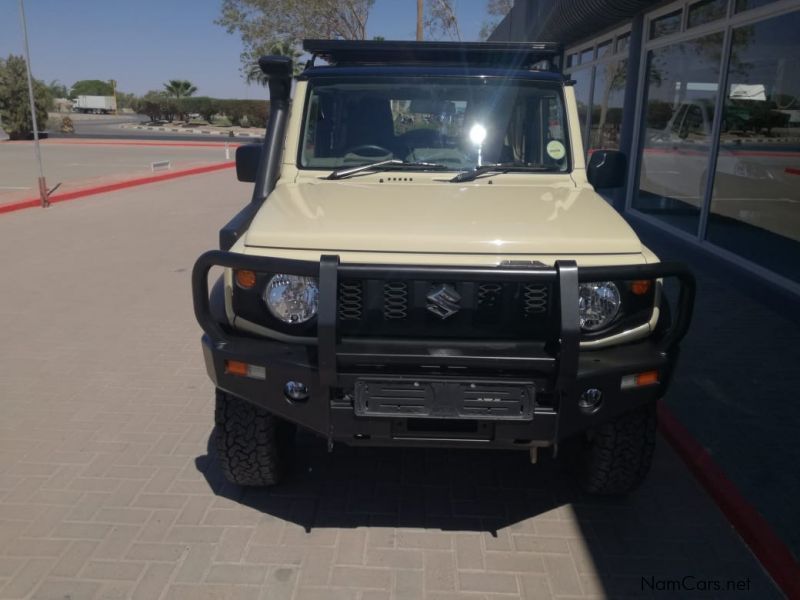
[299, 76, 571, 172]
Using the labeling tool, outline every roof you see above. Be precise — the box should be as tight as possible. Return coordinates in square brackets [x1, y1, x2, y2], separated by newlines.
[302, 39, 561, 71]
[299, 65, 566, 83]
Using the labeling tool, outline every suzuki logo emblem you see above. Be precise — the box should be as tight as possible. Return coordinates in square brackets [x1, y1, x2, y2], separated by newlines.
[426, 284, 461, 319]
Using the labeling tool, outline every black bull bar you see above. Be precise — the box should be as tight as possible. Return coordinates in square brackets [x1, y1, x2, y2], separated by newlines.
[192, 250, 695, 392]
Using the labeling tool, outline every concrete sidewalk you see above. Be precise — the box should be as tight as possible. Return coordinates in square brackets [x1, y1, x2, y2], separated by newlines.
[0, 140, 233, 206]
[0, 173, 780, 599]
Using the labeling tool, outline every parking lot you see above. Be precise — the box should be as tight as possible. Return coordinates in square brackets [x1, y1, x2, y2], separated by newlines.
[0, 140, 233, 206]
[0, 168, 781, 599]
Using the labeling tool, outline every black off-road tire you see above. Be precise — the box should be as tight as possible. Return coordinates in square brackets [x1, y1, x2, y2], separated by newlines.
[214, 389, 294, 487]
[578, 403, 657, 495]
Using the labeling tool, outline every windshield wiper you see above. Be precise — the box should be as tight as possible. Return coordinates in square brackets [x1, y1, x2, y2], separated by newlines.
[449, 162, 558, 183]
[326, 160, 449, 180]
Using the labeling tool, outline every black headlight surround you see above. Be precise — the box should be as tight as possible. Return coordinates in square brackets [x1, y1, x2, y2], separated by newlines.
[579, 280, 656, 341]
[232, 271, 318, 336]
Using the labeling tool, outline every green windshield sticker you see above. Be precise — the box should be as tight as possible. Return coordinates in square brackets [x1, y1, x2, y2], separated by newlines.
[546, 140, 566, 160]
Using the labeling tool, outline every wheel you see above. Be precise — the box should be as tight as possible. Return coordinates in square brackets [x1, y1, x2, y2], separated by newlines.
[214, 389, 294, 486]
[577, 403, 657, 495]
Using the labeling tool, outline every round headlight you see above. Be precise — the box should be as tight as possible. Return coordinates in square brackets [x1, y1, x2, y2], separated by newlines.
[263, 274, 319, 324]
[579, 281, 621, 331]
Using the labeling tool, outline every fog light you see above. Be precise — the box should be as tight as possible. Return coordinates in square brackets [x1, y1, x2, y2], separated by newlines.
[284, 381, 310, 403]
[578, 388, 603, 413]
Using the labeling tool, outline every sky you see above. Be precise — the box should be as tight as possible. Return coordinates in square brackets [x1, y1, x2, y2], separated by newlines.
[0, 0, 495, 99]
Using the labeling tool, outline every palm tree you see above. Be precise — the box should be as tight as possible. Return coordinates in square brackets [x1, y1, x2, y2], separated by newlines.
[162, 80, 198, 123]
[245, 41, 303, 86]
[163, 79, 198, 99]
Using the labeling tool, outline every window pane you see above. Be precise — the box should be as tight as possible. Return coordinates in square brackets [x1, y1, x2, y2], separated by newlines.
[688, 0, 727, 28]
[300, 76, 571, 171]
[635, 33, 725, 235]
[566, 53, 577, 68]
[735, 0, 777, 12]
[580, 48, 594, 64]
[596, 40, 612, 59]
[650, 10, 683, 39]
[616, 33, 631, 54]
[589, 60, 627, 151]
[569, 69, 593, 149]
[707, 11, 800, 283]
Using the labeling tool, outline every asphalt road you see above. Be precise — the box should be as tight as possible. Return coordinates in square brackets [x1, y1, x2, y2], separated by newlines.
[47, 114, 253, 143]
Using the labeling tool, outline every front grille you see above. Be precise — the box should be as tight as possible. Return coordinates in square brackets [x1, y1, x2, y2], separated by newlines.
[336, 278, 555, 340]
[477, 283, 503, 310]
[338, 280, 363, 321]
[523, 284, 548, 315]
[383, 281, 409, 320]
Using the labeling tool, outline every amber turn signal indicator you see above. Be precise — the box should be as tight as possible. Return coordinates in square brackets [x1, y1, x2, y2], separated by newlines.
[225, 360, 249, 376]
[620, 370, 660, 390]
[235, 269, 257, 289]
[630, 279, 652, 295]
[224, 360, 267, 380]
[636, 370, 659, 386]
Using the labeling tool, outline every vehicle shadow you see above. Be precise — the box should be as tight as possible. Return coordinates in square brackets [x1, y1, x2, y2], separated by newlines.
[196, 429, 588, 534]
[195, 429, 780, 597]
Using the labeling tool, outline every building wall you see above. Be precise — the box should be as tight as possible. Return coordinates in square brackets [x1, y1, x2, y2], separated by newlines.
[493, 0, 800, 294]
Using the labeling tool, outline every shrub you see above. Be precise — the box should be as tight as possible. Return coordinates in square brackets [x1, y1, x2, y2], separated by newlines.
[60, 115, 74, 133]
[0, 55, 50, 140]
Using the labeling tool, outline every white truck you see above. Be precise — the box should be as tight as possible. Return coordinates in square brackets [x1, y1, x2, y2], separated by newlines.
[73, 95, 117, 115]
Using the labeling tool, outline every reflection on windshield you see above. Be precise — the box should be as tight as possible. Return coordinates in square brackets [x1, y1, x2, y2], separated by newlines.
[300, 76, 570, 172]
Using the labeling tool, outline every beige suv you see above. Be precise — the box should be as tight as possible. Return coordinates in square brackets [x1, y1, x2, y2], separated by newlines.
[192, 40, 695, 494]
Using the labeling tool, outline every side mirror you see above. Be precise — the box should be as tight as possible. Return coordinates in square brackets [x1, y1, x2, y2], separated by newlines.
[235, 144, 262, 183]
[587, 150, 627, 189]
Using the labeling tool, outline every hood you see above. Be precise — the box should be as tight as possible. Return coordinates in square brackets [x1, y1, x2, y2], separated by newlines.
[244, 177, 642, 255]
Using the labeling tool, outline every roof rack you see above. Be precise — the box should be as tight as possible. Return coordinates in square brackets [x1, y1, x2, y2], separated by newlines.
[302, 39, 562, 71]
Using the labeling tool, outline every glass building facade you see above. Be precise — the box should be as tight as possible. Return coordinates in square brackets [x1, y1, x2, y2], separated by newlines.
[501, 0, 800, 292]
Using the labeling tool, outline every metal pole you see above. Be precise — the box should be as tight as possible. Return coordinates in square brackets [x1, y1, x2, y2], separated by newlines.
[19, 0, 49, 208]
[110, 79, 118, 116]
[417, 0, 424, 40]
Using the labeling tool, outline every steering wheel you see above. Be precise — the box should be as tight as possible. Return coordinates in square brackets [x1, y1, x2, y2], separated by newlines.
[344, 144, 393, 158]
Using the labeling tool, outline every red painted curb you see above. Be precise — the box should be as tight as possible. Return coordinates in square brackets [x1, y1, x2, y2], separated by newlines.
[658, 402, 800, 598]
[0, 161, 234, 215]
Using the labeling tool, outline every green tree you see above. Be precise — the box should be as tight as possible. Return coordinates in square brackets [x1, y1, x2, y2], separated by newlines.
[479, 0, 513, 41]
[163, 79, 198, 99]
[137, 90, 174, 122]
[70, 79, 114, 98]
[47, 79, 69, 98]
[0, 55, 50, 140]
[162, 80, 198, 121]
[217, 0, 374, 79]
[244, 40, 303, 86]
[181, 96, 219, 122]
[425, 0, 461, 41]
[115, 91, 138, 110]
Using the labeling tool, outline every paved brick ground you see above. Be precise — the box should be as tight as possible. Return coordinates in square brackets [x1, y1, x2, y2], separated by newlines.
[0, 173, 781, 599]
